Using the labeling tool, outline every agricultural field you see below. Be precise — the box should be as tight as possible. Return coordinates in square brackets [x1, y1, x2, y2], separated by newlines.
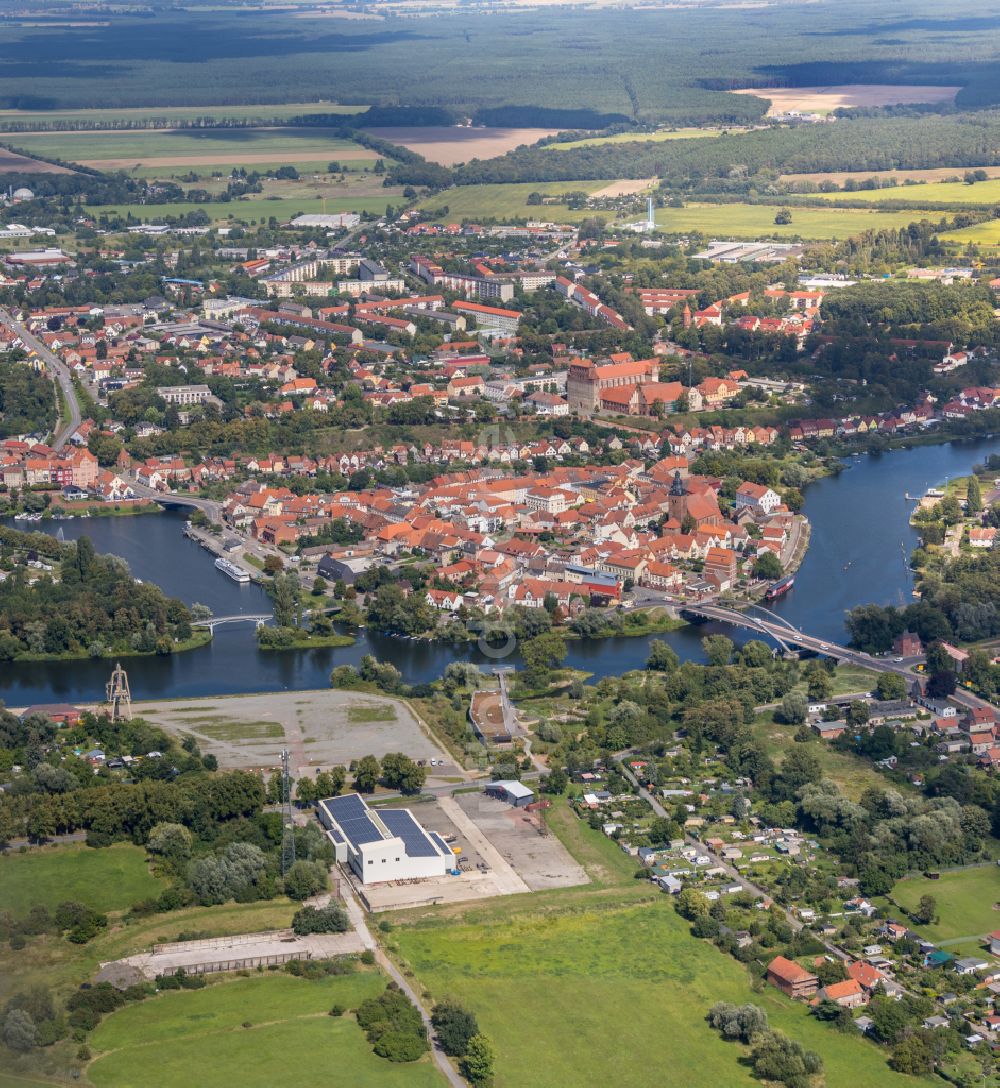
[0, 103, 365, 128]
[0, 844, 166, 918]
[654, 202, 940, 240]
[890, 866, 1000, 943]
[87, 974, 445, 1088]
[89, 184, 399, 226]
[394, 893, 913, 1088]
[939, 218, 1000, 247]
[544, 127, 724, 150]
[815, 178, 1000, 206]
[419, 180, 610, 223]
[0, 147, 71, 174]
[6, 127, 377, 173]
[781, 166, 1000, 187]
[731, 84, 961, 116]
[364, 126, 558, 165]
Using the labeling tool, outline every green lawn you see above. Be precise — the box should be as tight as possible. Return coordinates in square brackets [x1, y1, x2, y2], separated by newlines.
[815, 178, 1000, 207]
[8, 127, 373, 168]
[348, 704, 397, 723]
[88, 974, 445, 1088]
[891, 866, 1000, 942]
[0, 844, 166, 917]
[654, 202, 938, 240]
[394, 900, 914, 1088]
[419, 180, 609, 223]
[545, 126, 723, 150]
[790, 663, 880, 699]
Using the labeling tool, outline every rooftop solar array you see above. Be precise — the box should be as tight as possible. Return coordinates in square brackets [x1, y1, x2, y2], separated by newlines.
[429, 831, 453, 860]
[324, 793, 382, 849]
[381, 808, 440, 858]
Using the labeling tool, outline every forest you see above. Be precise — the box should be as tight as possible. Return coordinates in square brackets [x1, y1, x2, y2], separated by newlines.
[2, 0, 1000, 122]
[0, 359, 55, 439]
[454, 109, 1000, 186]
[0, 532, 195, 660]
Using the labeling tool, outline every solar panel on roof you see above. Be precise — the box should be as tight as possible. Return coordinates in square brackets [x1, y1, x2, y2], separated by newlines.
[429, 832, 452, 859]
[325, 793, 382, 848]
[381, 809, 438, 858]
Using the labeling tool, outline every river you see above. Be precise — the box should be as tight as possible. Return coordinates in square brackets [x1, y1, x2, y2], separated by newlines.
[2, 437, 996, 706]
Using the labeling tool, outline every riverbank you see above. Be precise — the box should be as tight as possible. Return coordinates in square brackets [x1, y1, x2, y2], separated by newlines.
[256, 628, 355, 651]
[5, 438, 1000, 704]
[3, 501, 163, 520]
[11, 628, 214, 663]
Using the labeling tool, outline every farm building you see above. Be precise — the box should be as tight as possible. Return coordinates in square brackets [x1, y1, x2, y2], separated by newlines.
[766, 955, 819, 999]
[484, 780, 535, 807]
[317, 793, 453, 885]
[19, 703, 82, 725]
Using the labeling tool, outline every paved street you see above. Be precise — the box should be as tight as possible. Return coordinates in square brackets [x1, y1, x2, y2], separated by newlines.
[2, 306, 81, 449]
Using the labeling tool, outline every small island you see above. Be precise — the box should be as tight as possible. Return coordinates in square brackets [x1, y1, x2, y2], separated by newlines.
[0, 527, 206, 661]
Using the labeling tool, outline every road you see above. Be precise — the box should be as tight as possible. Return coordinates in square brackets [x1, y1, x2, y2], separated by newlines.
[2, 306, 81, 449]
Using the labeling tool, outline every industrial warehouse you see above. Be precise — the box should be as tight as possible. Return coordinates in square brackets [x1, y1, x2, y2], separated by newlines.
[318, 793, 455, 885]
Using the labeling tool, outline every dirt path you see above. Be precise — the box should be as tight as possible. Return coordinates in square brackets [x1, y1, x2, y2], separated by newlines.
[342, 882, 465, 1088]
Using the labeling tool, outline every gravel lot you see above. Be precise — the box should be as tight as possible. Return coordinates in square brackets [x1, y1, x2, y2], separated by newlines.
[133, 689, 453, 777]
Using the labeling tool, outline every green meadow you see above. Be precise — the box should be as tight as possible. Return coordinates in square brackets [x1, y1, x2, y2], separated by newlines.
[654, 202, 939, 240]
[420, 180, 610, 223]
[815, 178, 1000, 206]
[88, 974, 445, 1088]
[7, 127, 373, 169]
[0, 844, 166, 917]
[891, 866, 1000, 943]
[394, 899, 915, 1088]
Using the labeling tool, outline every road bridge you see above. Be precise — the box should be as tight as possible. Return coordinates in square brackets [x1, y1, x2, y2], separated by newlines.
[127, 478, 224, 520]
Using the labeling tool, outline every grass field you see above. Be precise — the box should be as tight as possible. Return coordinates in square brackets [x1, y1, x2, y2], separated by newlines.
[654, 202, 939, 240]
[815, 178, 1000, 206]
[545, 126, 723, 150]
[753, 714, 895, 801]
[7, 127, 375, 171]
[420, 180, 609, 223]
[394, 896, 913, 1088]
[88, 974, 445, 1088]
[891, 866, 1000, 942]
[348, 704, 396, 723]
[940, 219, 1000, 246]
[0, 844, 166, 917]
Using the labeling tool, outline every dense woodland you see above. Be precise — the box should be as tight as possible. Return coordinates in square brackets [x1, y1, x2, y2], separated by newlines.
[3, 1, 1000, 122]
[0, 532, 194, 660]
[0, 359, 54, 439]
[455, 109, 1000, 185]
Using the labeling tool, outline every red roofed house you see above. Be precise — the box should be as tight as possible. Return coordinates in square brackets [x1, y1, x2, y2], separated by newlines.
[814, 978, 867, 1008]
[766, 956, 818, 999]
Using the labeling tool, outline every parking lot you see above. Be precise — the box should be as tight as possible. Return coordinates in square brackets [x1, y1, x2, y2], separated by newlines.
[133, 689, 456, 778]
[354, 791, 588, 911]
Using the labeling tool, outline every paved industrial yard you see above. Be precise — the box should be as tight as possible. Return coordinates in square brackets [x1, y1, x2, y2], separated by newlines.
[132, 688, 455, 777]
